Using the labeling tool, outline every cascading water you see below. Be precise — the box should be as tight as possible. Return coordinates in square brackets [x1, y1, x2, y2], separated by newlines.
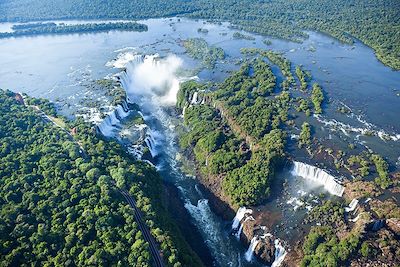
[116, 52, 249, 266]
[96, 95, 132, 137]
[271, 239, 287, 267]
[235, 216, 254, 239]
[232, 207, 253, 230]
[345, 198, 359, 213]
[291, 161, 345, 197]
[245, 237, 260, 262]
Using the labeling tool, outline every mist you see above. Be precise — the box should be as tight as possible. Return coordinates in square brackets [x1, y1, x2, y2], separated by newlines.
[125, 54, 183, 106]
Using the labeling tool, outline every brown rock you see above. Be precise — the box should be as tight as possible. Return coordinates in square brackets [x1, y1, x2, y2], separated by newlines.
[386, 218, 400, 236]
[254, 236, 276, 266]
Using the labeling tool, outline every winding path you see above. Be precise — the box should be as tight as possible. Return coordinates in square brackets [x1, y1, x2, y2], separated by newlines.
[120, 189, 165, 267]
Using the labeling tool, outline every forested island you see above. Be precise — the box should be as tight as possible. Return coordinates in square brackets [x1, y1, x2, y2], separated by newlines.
[0, 22, 148, 38]
[0, 0, 398, 69]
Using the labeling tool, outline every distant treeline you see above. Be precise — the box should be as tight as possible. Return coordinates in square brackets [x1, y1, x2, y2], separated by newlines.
[0, 22, 147, 38]
[0, 0, 398, 69]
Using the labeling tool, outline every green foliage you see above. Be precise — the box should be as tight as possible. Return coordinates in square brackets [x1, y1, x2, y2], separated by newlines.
[262, 50, 295, 86]
[0, 90, 202, 267]
[297, 98, 311, 116]
[311, 83, 324, 114]
[183, 38, 225, 68]
[301, 226, 361, 267]
[222, 130, 286, 205]
[0, 22, 148, 38]
[213, 59, 288, 141]
[1, 0, 399, 69]
[347, 155, 370, 177]
[178, 59, 288, 206]
[305, 200, 345, 227]
[299, 122, 312, 148]
[360, 242, 371, 257]
[176, 80, 207, 110]
[370, 154, 391, 189]
[295, 66, 309, 91]
[233, 32, 255, 40]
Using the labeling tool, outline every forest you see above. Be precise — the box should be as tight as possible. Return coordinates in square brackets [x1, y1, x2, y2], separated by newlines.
[183, 38, 225, 69]
[178, 57, 289, 206]
[0, 22, 147, 38]
[0, 90, 202, 267]
[0, 0, 398, 69]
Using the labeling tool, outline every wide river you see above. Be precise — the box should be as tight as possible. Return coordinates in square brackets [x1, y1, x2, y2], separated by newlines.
[0, 17, 399, 266]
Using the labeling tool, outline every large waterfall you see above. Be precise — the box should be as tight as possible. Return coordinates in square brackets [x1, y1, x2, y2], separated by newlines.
[115, 51, 245, 266]
[291, 161, 345, 197]
[97, 99, 131, 137]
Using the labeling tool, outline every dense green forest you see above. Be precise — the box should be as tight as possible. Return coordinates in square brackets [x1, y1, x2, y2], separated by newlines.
[183, 38, 225, 69]
[0, 90, 202, 266]
[0, 0, 398, 69]
[0, 22, 147, 38]
[178, 57, 289, 206]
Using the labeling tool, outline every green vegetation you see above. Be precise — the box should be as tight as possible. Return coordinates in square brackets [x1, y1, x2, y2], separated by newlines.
[183, 38, 225, 68]
[0, 90, 202, 267]
[176, 80, 207, 110]
[305, 200, 345, 227]
[97, 79, 128, 107]
[178, 57, 290, 206]
[347, 155, 370, 178]
[299, 122, 311, 148]
[301, 226, 361, 267]
[0, 0, 398, 69]
[296, 98, 311, 116]
[0, 22, 148, 38]
[295, 66, 309, 91]
[370, 154, 391, 189]
[261, 50, 295, 87]
[233, 32, 255, 40]
[311, 83, 325, 114]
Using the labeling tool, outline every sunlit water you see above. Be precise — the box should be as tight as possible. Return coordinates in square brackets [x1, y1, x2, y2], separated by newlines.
[0, 16, 399, 266]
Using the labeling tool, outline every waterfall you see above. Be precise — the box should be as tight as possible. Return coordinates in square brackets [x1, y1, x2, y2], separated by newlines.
[350, 214, 360, 223]
[236, 224, 244, 239]
[345, 199, 359, 213]
[271, 239, 287, 267]
[291, 161, 345, 197]
[144, 129, 159, 157]
[235, 216, 254, 239]
[97, 109, 121, 137]
[191, 91, 199, 104]
[245, 236, 260, 262]
[232, 207, 253, 230]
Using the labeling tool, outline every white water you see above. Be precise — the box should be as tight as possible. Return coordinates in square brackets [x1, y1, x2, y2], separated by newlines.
[97, 100, 130, 137]
[291, 161, 345, 197]
[118, 52, 243, 266]
[271, 239, 287, 267]
[245, 236, 260, 262]
[350, 214, 361, 223]
[345, 198, 359, 213]
[235, 216, 255, 239]
[191, 91, 199, 104]
[314, 114, 400, 142]
[232, 207, 253, 230]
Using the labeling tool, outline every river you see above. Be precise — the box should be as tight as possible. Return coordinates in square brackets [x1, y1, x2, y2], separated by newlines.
[0, 16, 399, 266]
